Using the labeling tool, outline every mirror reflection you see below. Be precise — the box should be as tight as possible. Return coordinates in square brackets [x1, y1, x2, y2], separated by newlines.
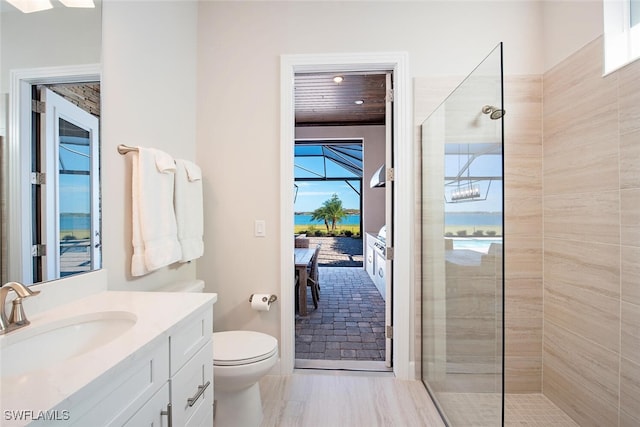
[0, 1, 102, 285]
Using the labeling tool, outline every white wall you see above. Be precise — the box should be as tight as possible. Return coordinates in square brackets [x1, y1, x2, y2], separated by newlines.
[1, 0, 608, 370]
[0, 6, 101, 93]
[541, 0, 603, 72]
[195, 0, 546, 350]
[101, 0, 198, 290]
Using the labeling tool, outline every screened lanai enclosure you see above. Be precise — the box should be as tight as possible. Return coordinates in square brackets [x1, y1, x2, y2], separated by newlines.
[294, 140, 363, 234]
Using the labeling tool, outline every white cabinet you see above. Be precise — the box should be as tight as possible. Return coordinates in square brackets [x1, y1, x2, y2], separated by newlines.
[123, 306, 214, 426]
[171, 341, 214, 426]
[169, 308, 214, 427]
[49, 305, 214, 427]
[374, 251, 386, 301]
[366, 238, 375, 279]
[365, 233, 376, 281]
[365, 233, 386, 301]
[63, 339, 170, 426]
[123, 383, 170, 427]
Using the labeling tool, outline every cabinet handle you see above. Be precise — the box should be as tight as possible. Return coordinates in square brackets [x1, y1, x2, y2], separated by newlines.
[161, 403, 173, 427]
[187, 380, 211, 407]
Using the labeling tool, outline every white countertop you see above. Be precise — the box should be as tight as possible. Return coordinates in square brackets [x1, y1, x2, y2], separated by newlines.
[0, 290, 217, 417]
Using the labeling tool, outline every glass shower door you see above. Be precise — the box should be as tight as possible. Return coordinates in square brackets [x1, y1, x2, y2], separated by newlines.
[421, 43, 504, 426]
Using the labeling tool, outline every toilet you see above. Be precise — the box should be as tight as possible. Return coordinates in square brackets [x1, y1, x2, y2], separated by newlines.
[158, 280, 278, 427]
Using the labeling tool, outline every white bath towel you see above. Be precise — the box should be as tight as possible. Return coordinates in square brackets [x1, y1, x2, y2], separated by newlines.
[131, 147, 182, 276]
[174, 159, 204, 262]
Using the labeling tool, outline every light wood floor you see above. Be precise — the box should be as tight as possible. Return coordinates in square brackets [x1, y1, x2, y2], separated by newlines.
[259, 372, 579, 426]
[259, 371, 446, 427]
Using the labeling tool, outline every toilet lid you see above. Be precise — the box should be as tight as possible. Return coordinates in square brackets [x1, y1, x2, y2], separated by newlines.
[213, 331, 278, 366]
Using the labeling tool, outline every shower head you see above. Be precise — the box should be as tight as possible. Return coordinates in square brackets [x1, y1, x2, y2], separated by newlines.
[482, 105, 505, 120]
[490, 109, 505, 120]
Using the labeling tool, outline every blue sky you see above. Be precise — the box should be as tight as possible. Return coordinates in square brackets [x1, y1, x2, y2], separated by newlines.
[59, 137, 92, 214]
[294, 180, 361, 212]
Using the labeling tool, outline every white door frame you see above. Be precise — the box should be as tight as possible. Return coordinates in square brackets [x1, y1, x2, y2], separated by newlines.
[8, 64, 101, 284]
[280, 52, 414, 380]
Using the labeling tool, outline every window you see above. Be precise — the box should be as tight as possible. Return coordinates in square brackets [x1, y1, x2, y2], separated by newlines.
[604, 0, 640, 74]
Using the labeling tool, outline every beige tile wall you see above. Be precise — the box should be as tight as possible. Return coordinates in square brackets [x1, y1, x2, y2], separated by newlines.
[415, 35, 639, 425]
[542, 37, 640, 427]
[415, 74, 544, 394]
[503, 75, 544, 394]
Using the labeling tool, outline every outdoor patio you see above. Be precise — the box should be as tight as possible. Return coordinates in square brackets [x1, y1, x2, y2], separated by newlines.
[294, 237, 386, 363]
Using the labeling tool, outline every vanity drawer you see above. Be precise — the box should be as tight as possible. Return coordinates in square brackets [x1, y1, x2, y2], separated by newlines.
[171, 339, 214, 427]
[67, 339, 169, 426]
[170, 307, 213, 376]
[123, 382, 170, 426]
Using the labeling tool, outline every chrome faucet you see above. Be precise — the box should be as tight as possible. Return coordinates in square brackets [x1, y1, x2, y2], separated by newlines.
[0, 282, 41, 335]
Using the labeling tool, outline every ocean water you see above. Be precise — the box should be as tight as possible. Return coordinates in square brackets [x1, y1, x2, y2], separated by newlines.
[294, 214, 361, 226]
[294, 212, 502, 227]
[60, 214, 91, 230]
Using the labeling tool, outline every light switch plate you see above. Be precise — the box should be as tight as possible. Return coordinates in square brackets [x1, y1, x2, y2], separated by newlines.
[255, 220, 266, 237]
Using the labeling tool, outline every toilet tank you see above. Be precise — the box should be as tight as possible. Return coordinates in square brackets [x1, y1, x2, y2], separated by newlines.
[158, 279, 205, 293]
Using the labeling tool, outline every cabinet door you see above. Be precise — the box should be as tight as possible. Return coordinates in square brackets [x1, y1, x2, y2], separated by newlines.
[171, 308, 213, 375]
[375, 251, 386, 300]
[67, 340, 169, 426]
[124, 382, 170, 427]
[171, 339, 214, 427]
[366, 241, 375, 279]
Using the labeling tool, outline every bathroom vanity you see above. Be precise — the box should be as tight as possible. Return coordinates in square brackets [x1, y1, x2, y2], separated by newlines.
[0, 290, 216, 426]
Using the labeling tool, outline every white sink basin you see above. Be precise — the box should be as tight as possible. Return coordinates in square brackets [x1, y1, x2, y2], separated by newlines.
[0, 311, 137, 378]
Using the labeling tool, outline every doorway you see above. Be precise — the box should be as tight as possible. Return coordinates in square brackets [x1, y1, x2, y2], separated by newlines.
[7, 65, 101, 285]
[293, 136, 387, 370]
[33, 85, 101, 283]
[280, 52, 411, 378]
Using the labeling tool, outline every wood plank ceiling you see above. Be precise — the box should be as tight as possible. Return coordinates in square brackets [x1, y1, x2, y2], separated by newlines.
[295, 72, 387, 127]
[46, 82, 101, 117]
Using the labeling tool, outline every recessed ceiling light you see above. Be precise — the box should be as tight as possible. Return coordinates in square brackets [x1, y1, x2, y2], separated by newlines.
[354, 100, 364, 105]
[333, 76, 344, 83]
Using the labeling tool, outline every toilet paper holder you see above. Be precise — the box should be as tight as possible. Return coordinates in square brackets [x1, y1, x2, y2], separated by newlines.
[249, 294, 278, 304]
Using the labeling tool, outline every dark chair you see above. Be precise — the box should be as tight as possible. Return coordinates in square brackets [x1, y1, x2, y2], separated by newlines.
[294, 271, 300, 312]
[306, 244, 321, 308]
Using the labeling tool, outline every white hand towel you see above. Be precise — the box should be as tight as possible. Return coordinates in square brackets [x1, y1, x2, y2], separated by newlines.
[174, 159, 204, 262]
[131, 147, 182, 276]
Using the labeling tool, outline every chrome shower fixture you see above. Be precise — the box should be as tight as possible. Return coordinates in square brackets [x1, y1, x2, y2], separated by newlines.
[482, 105, 505, 120]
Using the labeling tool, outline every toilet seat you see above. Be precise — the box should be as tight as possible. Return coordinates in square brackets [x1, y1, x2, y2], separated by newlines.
[213, 331, 278, 366]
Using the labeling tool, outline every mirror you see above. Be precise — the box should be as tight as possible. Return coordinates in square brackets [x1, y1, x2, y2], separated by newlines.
[1, 1, 102, 285]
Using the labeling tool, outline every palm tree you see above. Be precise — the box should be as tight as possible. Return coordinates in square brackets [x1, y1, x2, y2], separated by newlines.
[310, 206, 331, 232]
[322, 194, 347, 233]
[310, 194, 347, 233]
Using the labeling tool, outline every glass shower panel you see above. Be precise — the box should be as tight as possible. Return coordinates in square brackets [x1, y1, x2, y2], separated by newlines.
[421, 43, 504, 426]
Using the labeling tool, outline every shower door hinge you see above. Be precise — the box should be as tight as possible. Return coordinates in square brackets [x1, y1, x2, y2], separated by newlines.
[31, 244, 46, 257]
[386, 168, 394, 182]
[32, 100, 45, 114]
[31, 172, 46, 185]
[386, 89, 394, 103]
[386, 325, 393, 339]
[386, 247, 394, 261]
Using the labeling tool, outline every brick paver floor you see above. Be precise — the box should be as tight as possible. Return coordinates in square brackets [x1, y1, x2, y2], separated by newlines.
[295, 266, 385, 361]
[307, 236, 363, 267]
